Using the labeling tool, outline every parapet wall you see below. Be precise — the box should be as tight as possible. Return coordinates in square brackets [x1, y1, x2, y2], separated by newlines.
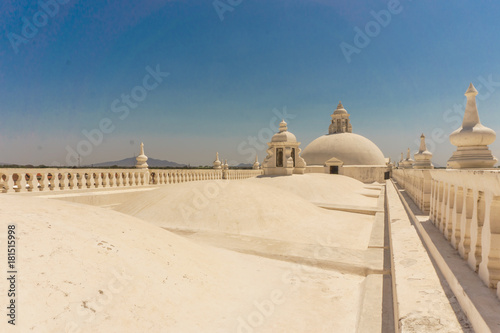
[393, 168, 500, 299]
[0, 168, 263, 193]
[342, 165, 388, 183]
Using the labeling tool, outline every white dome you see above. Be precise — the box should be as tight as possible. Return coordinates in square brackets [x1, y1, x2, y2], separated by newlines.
[302, 133, 386, 166]
[271, 120, 297, 142]
[272, 131, 297, 143]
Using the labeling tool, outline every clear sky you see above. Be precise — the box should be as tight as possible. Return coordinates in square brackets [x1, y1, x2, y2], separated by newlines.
[1, 0, 500, 167]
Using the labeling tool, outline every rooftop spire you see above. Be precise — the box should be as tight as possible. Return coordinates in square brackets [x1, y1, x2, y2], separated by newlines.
[213, 152, 222, 169]
[465, 82, 478, 95]
[252, 154, 260, 170]
[462, 82, 480, 128]
[414, 133, 433, 169]
[419, 134, 427, 153]
[448, 82, 497, 168]
[135, 142, 148, 169]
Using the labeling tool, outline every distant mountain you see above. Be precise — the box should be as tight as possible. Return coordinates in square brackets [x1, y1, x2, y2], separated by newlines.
[235, 163, 253, 168]
[433, 162, 444, 168]
[90, 157, 186, 168]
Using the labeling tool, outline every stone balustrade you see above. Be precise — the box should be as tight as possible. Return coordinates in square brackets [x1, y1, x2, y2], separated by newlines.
[393, 168, 500, 297]
[0, 168, 263, 193]
[392, 169, 433, 213]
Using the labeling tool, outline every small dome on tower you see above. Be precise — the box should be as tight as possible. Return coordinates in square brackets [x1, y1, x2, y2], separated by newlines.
[333, 101, 348, 115]
[271, 120, 297, 143]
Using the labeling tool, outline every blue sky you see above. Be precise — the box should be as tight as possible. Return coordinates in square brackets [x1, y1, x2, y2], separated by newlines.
[1, 0, 500, 166]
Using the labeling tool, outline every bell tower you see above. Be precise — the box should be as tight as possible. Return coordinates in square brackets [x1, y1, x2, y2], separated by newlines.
[329, 101, 352, 134]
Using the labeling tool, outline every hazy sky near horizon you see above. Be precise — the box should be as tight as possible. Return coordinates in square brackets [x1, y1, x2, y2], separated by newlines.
[1, 0, 500, 166]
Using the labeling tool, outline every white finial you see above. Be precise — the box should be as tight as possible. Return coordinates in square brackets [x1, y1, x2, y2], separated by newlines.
[465, 82, 478, 96]
[462, 82, 480, 128]
[135, 142, 148, 169]
[253, 155, 260, 170]
[213, 152, 222, 169]
[419, 134, 427, 153]
[279, 119, 288, 133]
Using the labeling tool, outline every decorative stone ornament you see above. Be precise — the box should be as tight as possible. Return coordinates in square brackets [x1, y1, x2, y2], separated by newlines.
[413, 134, 434, 169]
[398, 152, 404, 168]
[252, 155, 260, 170]
[222, 159, 229, 179]
[400, 148, 414, 169]
[263, 120, 306, 175]
[213, 152, 222, 169]
[447, 83, 497, 169]
[135, 142, 149, 169]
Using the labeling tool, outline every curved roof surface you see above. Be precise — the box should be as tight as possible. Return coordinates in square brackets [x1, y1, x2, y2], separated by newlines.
[301, 133, 386, 166]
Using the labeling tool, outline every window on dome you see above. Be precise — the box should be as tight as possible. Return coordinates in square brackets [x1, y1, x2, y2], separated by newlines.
[291, 148, 296, 167]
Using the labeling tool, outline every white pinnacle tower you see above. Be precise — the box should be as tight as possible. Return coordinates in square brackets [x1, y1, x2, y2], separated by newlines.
[447, 83, 497, 169]
[252, 155, 260, 170]
[413, 134, 433, 169]
[135, 142, 149, 169]
[213, 152, 222, 169]
[400, 148, 414, 169]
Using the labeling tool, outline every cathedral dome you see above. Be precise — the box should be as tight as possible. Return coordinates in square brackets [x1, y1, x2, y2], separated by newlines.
[301, 133, 386, 166]
[302, 102, 386, 166]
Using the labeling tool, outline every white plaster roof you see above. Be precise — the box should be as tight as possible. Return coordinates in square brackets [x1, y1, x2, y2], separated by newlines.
[301, 133, 386, 166]
[115, 174, 375, 248]
[0, 191, 366, 332]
